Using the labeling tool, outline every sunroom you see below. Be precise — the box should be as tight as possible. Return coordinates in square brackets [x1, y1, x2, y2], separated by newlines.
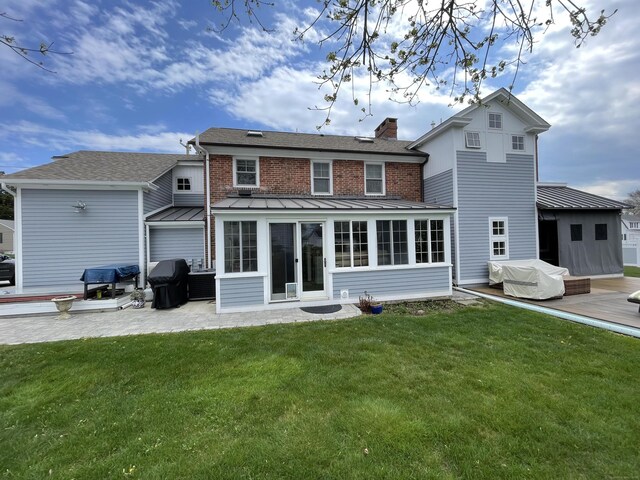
[212, 196, 455, 313]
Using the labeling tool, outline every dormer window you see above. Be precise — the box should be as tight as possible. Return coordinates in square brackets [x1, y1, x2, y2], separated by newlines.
[488, 112, 502, 129]
[512, 135, 525, 151]
[176, 177, 191, 191]
[465, 131, 481, 149]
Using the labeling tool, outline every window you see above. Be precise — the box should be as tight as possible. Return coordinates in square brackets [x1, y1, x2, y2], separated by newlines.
[489, 218, 508, 260]
[334, 221, 368, 268]
[630, 222, 640, 229]
[377, 220, 408, 266]
[465, 131, 481, 149]
[224, 221, 257, 273]
[365, 163, 384, 195]
[570, 224, 582, 242]
[176, 177, 191, 191]
[312, 161, 332, 195]
[488, 112, 502, 129]
[415, 219, 445, 264]
[595, 223, 608, 241]
[0, 233, 3, 243]
[234, 158, 258, 187]
[512, 135, 525, 151]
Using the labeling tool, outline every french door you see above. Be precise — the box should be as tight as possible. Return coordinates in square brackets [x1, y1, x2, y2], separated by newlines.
[269, 222, 326, 301]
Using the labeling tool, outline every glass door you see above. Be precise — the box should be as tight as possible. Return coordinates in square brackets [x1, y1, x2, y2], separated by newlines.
[269, 223, 297, 301]
[299, 222, 325, 298]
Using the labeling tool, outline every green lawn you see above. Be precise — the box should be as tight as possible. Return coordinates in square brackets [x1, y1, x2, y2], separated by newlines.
[1, 302, 639, 479]
[624, 265, 640, 277]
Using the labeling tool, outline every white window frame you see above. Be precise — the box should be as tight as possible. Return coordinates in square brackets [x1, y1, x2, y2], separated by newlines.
[511, 135, 525, 151]
[488, 112, 503, 130]
[489, 217, 509, 260]
[465, 131, 481, 149]
[233, 157, 260, 188]
[334, 220, 369, 269]
[311, 160, 333, 195]
[175, 177, 192, 192]
[365, 162, 385, 196]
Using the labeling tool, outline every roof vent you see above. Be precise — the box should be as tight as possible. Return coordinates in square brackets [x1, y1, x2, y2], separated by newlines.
[237, 189, 253, 197]
[247, 130, 263, 137]
[355, 136, 374, 143]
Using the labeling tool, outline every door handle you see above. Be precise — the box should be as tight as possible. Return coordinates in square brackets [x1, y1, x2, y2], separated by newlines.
[324, 258, 326, 267]
[295, 258, 299, 263]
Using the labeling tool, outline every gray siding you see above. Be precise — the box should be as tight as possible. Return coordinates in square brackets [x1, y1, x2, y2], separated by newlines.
[457, 151, 537, 282]
[174, 193, 205, 207]
[333, 266, 450, 299]
[220, 276, 264, 308]
[423, 169, 456, 279]
[21, 189, 139, 287]
[150, 227, 204, 262]
[144, 170, 172, 214]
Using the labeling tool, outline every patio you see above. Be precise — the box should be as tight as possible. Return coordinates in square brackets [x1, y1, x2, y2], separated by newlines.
[468, 276, 640, 330]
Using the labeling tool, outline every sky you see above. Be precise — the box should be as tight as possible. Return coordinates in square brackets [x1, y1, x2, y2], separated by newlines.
[0, 0, 638, 200]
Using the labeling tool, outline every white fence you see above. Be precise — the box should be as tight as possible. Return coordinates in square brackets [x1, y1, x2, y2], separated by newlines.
[623, 241, 640, 266]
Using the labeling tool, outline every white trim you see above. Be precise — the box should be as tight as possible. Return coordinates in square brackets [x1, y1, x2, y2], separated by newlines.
[145, 223, 151, 274]
[145, 222, 204, 228]
[329, 262, 451, 274]
[453, 150, 461, 284]
[488, 217, 509, 260]
[457, 277, 491, 285]
[176, 160, 204, 167]
[511, 134, 525, 151]
[215, 271, 268, 280]
[14, 187, 23, 291]
[364, 162, 386, 196]
[310, 159, 333, 195]
[488, 112, 503, 130]
[212, 208, 456, 216]
[233, 156, 260, 188]
[3, 179, 157, 190]
[138, 190, 146, 286]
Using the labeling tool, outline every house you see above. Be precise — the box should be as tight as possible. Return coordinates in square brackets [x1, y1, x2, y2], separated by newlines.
[191, 123, 455, 312]
[537, 184, 628, 276]
[622, 214, 640, 242]
[0, 220, 14, 253]
[1, 151, 205, 290]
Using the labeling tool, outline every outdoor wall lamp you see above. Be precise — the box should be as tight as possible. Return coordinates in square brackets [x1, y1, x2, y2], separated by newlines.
[72, 201, 87, 213]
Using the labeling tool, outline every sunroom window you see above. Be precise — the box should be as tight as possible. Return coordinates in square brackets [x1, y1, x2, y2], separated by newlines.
[334, 221, 368, 268]
[377, 220, 408, 266]
[415, 219, 445, 264]
[224, 221, 257, 273]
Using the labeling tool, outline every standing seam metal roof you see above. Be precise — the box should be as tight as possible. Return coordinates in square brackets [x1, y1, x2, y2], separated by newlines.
[212, 196, 453, 211]
[146, 207, 204, 222]
[536, 185, 630, 210]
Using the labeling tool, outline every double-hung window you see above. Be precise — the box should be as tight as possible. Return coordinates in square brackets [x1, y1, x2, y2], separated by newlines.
[224, 221, 257, 273]
[365, 163, 384, 195]
[312, 161, 332, 195]
[488, 112, 502, 129]
[415, 219, 445, 263]
[334, 221, 368, 268]
[489, 217, 508, 260]
[377, 220, 408, 266]
[176, 177, 191, 191]
[234, 158, 259, 187]
[512, 135, 525, 151]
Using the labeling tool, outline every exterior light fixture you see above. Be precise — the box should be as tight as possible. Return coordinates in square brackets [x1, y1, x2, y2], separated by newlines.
[72, 201, 87, 213]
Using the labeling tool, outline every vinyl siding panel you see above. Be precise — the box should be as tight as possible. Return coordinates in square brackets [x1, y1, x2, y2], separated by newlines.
[333, 266, 450, 299]
[174, 193, 204, 207]
[21, 189, 139, 287]
[149, 227, 204, 262]
[457, 151, 537, 282]
[144, 170, 172, 214]
[220, 276, 264, 308]
[423, 169, 456, 280]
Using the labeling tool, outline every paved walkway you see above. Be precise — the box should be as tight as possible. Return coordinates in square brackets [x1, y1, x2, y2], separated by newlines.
[0, 301, 362, 345]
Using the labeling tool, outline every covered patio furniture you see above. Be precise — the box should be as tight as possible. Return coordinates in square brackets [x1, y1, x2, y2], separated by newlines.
[147, 259, 189, 309]
[501, 264, 565, 300]
[628, 290, 640, 313]
[488, 259, 569, 286]
[80, 264, 140, 300]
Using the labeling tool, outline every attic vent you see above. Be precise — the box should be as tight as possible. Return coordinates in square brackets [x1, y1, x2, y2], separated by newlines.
[247, 130, 263, 137]
[355, 136, 374, 143]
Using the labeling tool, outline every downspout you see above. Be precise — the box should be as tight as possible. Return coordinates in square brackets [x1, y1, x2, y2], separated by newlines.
[2, 183, 20, 290]
[194, 133, 212, 269]
[420, 153, 430, 203]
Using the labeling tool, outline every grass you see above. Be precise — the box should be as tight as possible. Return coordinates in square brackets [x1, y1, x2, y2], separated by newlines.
[1, 302, 639, 479]
[624, 265, 640, 277]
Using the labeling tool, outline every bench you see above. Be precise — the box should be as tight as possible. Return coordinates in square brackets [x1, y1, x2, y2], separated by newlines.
[563, 276, 591, 296]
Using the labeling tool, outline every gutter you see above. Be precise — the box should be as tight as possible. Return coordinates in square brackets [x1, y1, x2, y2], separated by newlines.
[194, 133, 212, 269]
[454, 287, 640, 339]
[420, 154, 430, 203]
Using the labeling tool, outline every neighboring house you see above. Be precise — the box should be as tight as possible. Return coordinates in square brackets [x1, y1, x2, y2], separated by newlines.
[1, 151, 205, 290]
[412, 88, 550, 285]
[192, 122, 455, 312]
[622, 214, 640, 242]
[0, 220, 14, 253]
[537, 184, 628, 276]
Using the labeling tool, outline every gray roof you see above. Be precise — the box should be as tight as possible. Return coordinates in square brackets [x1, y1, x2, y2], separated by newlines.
[2, 151, 200, 184]
[147, 207, 204, 222]
[212, 195, 453, 211]
[537, 185, 630, 210]
[194, 128, 421, 157]
[0, 220, 14, 230]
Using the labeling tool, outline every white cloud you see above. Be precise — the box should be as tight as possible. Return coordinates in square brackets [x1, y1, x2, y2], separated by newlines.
[575, 179, 640, 201]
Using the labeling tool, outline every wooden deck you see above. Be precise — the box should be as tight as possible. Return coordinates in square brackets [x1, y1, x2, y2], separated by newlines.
[469, 277, 640, 330]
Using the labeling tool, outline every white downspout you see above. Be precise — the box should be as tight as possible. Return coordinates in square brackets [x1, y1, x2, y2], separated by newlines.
[195, 133, 212, 269]
[1, 183, 19, 291]
[138, 189, 146, 287]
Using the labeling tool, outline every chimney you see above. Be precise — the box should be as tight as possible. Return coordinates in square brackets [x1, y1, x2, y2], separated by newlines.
[374, 117, 398, 140]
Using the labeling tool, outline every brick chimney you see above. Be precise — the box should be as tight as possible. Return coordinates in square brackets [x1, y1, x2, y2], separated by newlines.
[374, 117, 398, 140]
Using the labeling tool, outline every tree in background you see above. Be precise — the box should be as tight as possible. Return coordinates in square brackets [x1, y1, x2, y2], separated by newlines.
[0, 191, 14, 221]
[625, 189, 640, 215]
[212, 0, 615, 125]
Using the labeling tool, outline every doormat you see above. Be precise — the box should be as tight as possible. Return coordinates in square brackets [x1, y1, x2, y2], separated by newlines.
[300, 305, 342, 314]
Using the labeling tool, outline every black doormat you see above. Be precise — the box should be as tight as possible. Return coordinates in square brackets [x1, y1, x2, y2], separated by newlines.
[300, 305, 342, 314]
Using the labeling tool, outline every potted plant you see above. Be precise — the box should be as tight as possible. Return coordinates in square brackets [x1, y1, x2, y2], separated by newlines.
[130, 288, 146, 309]
[358, 291, 383, 314]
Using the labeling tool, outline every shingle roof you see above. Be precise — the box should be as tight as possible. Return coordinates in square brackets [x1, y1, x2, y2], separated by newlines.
[194, 128, 421, 157]
[0, 220, 14, 230]
[147, 207, 204, 222]
[537, 185, 630, 210]
[2, 151, 200, 183]
[212, 195, 453, 211]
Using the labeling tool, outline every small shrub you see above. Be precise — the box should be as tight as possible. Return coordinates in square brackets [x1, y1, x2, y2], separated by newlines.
[358, 291, 374, 313]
